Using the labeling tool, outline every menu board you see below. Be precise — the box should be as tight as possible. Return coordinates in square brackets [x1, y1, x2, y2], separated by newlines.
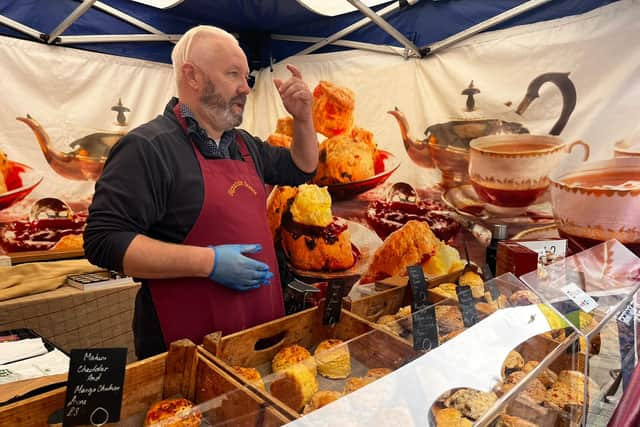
[63, 348, 127, 426]
[407, 265, 438, 351]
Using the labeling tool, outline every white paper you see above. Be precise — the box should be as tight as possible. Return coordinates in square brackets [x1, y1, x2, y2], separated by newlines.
[286, 305, 552, 427]
[0, 337, 47, 364]
[0, 348, 69, 384]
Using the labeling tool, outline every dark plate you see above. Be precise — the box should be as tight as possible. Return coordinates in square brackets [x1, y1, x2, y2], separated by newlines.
[327, 150, 400, 200]
[286, 220, 383, 289]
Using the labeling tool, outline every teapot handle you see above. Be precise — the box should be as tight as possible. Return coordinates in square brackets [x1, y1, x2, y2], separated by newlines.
[517, 73, 577, 136]
[566, 140, 590, 161]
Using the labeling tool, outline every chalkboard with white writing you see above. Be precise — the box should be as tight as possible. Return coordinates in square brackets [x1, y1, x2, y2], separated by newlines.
[63, 348, 127, 426]
[456, 286, 478, 328]
[407, 265, 438, 351]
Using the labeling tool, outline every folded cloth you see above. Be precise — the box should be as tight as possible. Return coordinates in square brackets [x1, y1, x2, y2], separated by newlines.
[0, 259, 100, 301]
[0, 338, 48, 364]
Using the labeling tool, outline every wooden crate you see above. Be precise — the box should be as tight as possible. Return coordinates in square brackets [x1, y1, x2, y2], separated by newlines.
[201, 304, 419, 420]
[0, 339, 289, 427]
[344, 269, 524, 323]
[503, 334, 588, 427]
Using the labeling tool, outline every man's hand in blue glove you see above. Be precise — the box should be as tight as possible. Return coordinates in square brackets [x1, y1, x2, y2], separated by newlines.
[208, 244, 273, 291]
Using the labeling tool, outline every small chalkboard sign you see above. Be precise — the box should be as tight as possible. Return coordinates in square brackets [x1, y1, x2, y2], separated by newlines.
[407, 265, 438, 351]
[407, 265, 427, 311]
[456, 286, 478, 328]
[63, 348, 127, 426]
[323, 279, 344, 325]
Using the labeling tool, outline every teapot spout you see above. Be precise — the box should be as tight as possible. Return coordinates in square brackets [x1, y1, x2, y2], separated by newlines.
[16, 115, 74, 165]
[16, 115, 95, 180]
[387, 107, 434, 168]
[515, 72, 577, 136]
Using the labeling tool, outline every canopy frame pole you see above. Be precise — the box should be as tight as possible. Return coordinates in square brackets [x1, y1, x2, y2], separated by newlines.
[272, 34, 412, 57]
[345, 0, 423, 57]
[57, 34, 182, 44]
[0, 15, 42, 40]
[93, 1, 173, 40]
[424, 0, 553, 55]
[294, 1, 403, 57]
[47, 0, 98, 43]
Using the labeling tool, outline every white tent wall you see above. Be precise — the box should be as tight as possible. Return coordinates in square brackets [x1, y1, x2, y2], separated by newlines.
[0, 36, 175, 217]
[247, 0, 640, 189]
[0, 0, 637, 216]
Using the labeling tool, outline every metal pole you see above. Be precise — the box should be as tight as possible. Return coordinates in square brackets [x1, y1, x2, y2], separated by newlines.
[57, 34, 182, 44]
[345, 0, 423, 57]
[424, 0, 554, 55]
[93, 1, 171, 38]
[295, 1, 401, 56]
[271, 34, 413, 57]
[48, 0, 98, 43]
[0, 15, 42, 40]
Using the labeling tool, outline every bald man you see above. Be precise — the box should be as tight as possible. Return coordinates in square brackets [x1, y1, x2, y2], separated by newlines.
[85, 26, 318, 358]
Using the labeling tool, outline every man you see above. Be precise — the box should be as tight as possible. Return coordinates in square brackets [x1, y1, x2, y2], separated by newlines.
[84, 25, 318, 359]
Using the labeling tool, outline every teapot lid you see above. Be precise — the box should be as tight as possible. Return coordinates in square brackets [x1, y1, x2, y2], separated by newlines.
[452, 80, 520, 122]
[109, 98, 130, 130]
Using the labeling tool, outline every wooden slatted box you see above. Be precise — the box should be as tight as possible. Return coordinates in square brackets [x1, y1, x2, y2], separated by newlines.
[200, 303, 420, 420]
[0, 339, 289, 426]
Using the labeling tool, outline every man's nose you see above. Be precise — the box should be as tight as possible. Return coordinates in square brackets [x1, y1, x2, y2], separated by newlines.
[238, 79, 251, 95]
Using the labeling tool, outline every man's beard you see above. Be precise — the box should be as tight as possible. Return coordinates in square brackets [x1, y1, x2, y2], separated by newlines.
[199, 77, 246, 130]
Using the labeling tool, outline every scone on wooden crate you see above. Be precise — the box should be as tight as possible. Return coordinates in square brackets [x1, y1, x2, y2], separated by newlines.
[314, 339, 351, 379]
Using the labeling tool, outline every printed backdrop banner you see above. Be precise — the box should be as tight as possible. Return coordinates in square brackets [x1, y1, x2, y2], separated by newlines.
[0, 0, 638, 253]
[247, 0, 639, 190]
[0, 36, 175, 223]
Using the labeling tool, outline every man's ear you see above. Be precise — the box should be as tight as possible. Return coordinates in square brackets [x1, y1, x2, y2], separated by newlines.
[182, 63, 200, 90]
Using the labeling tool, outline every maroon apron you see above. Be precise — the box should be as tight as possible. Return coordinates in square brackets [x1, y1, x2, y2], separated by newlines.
[148, 107, 284, 347]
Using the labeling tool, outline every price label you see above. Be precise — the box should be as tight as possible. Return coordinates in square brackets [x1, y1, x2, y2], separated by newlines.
[63, 348, 127, 426]
[322, 279, 344, 325]
[406, 265, 438, 351]
[561, 282, 598, 313]
[456, 286, 478, 327]
[518, 239, 567, 266]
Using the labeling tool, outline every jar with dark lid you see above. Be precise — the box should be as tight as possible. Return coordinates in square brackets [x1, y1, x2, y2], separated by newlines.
[485, 223, 508, 277]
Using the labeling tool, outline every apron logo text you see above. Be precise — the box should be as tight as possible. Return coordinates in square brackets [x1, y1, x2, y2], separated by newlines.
[228, 180, 257, 197]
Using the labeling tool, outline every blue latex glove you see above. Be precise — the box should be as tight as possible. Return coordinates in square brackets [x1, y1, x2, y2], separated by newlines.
[208, 244, 273, 291]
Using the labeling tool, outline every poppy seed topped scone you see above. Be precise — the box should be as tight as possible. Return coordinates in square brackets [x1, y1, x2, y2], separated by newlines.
[343, 376, 374, 394]
[272, 344, 317, 376]
[303, 390, 343, 414]
[232, 366, 266, 391]
[314, 339, 351, 379]
[143, 398, 202, 427]
[365, 367, 393, 380]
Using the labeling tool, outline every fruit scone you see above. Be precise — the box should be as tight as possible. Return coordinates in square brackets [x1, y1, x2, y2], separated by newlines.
[267, 184, 355, 271]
